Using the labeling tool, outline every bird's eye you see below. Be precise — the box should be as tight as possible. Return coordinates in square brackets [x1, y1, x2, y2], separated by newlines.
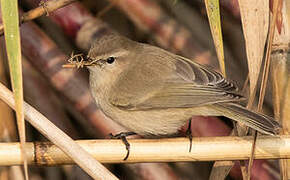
[106, 57, 115, 64]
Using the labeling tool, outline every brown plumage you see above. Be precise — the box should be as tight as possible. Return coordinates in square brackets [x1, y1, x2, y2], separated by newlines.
[85, 34, 280, 136]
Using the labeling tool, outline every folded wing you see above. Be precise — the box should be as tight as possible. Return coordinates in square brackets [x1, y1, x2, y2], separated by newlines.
[109, 46, 243, 110]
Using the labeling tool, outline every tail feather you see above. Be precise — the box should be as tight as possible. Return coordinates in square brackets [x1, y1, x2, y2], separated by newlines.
[214, 103, 281, 135]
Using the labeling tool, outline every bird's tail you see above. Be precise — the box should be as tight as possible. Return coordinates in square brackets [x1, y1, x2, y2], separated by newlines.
[213, 103, 281, 135]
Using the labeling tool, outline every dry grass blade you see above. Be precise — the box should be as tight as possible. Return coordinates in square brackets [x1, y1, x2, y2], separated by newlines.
[238, 0, 269, 108]
[239, 161, 247, 180]
[204, 0, 226, 76]
[0, 82, 118, 180]
[253, 0, 281, 179]
[203, 1, 233, 176]
[247, 130, 258, 180]
[238, 1, 270, 179]
[258, 0, 280, 110]
[209, 161, 234, 180]
[0, 0, 28, 179]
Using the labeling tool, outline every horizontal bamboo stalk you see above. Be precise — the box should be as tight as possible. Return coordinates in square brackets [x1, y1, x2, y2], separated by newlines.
[0, 135, 289, 166]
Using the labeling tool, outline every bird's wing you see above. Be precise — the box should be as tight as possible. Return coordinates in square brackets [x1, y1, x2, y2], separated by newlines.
[109, 47, 243, 110]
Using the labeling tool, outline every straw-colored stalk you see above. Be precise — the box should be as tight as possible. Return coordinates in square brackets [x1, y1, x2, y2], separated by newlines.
[0, 0, 76, 35]
[0, 135, 289, 166]
[0, 82, 117, 179]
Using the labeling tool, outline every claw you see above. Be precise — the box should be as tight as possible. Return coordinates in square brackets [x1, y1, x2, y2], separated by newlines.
[109, 132, 136, 160]
[186, 119, 193, 152]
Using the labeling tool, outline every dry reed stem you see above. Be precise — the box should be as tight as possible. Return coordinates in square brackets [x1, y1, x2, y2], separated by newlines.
[0, 135, 289, 165]
[0, 82, 118, 180]
[22, 57, 78, 137]
[0, 0, 76, 36]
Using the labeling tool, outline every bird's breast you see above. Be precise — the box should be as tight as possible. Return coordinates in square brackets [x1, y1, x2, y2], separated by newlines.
[97, 98, 219, 136]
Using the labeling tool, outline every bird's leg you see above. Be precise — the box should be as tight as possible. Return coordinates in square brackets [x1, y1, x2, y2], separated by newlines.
[185, 119, 193, 152]
[109, 132, 137, 160]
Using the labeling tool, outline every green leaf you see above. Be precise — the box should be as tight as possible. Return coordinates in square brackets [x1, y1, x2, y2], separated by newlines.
[205, 0, 226, 77]
[0, 0, 28, 179]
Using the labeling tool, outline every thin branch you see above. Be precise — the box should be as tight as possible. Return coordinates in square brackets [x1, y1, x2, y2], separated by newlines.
[0, 82, 118, 180]
[0, 0, 76, 36]
[258, 0, 280, 110]
[0, 135, 289, 166]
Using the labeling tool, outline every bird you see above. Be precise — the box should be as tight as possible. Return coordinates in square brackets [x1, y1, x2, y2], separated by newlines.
[66, 33, 280, 159]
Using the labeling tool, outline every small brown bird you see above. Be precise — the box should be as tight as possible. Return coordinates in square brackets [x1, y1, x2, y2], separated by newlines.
[68, 34, 280, 158]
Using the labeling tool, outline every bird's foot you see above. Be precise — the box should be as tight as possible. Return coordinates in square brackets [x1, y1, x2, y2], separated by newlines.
[185, 119, 193, 152]
[109, 132, 137, 160]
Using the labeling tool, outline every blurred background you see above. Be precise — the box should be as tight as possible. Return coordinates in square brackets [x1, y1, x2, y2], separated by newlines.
[0, 0, 288, 179]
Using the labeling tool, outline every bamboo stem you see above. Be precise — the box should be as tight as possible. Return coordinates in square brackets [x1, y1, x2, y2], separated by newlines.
[0, 136, 289, 166]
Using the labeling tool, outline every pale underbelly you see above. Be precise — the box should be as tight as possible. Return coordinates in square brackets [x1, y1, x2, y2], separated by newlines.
[100, 104, 221, 136]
